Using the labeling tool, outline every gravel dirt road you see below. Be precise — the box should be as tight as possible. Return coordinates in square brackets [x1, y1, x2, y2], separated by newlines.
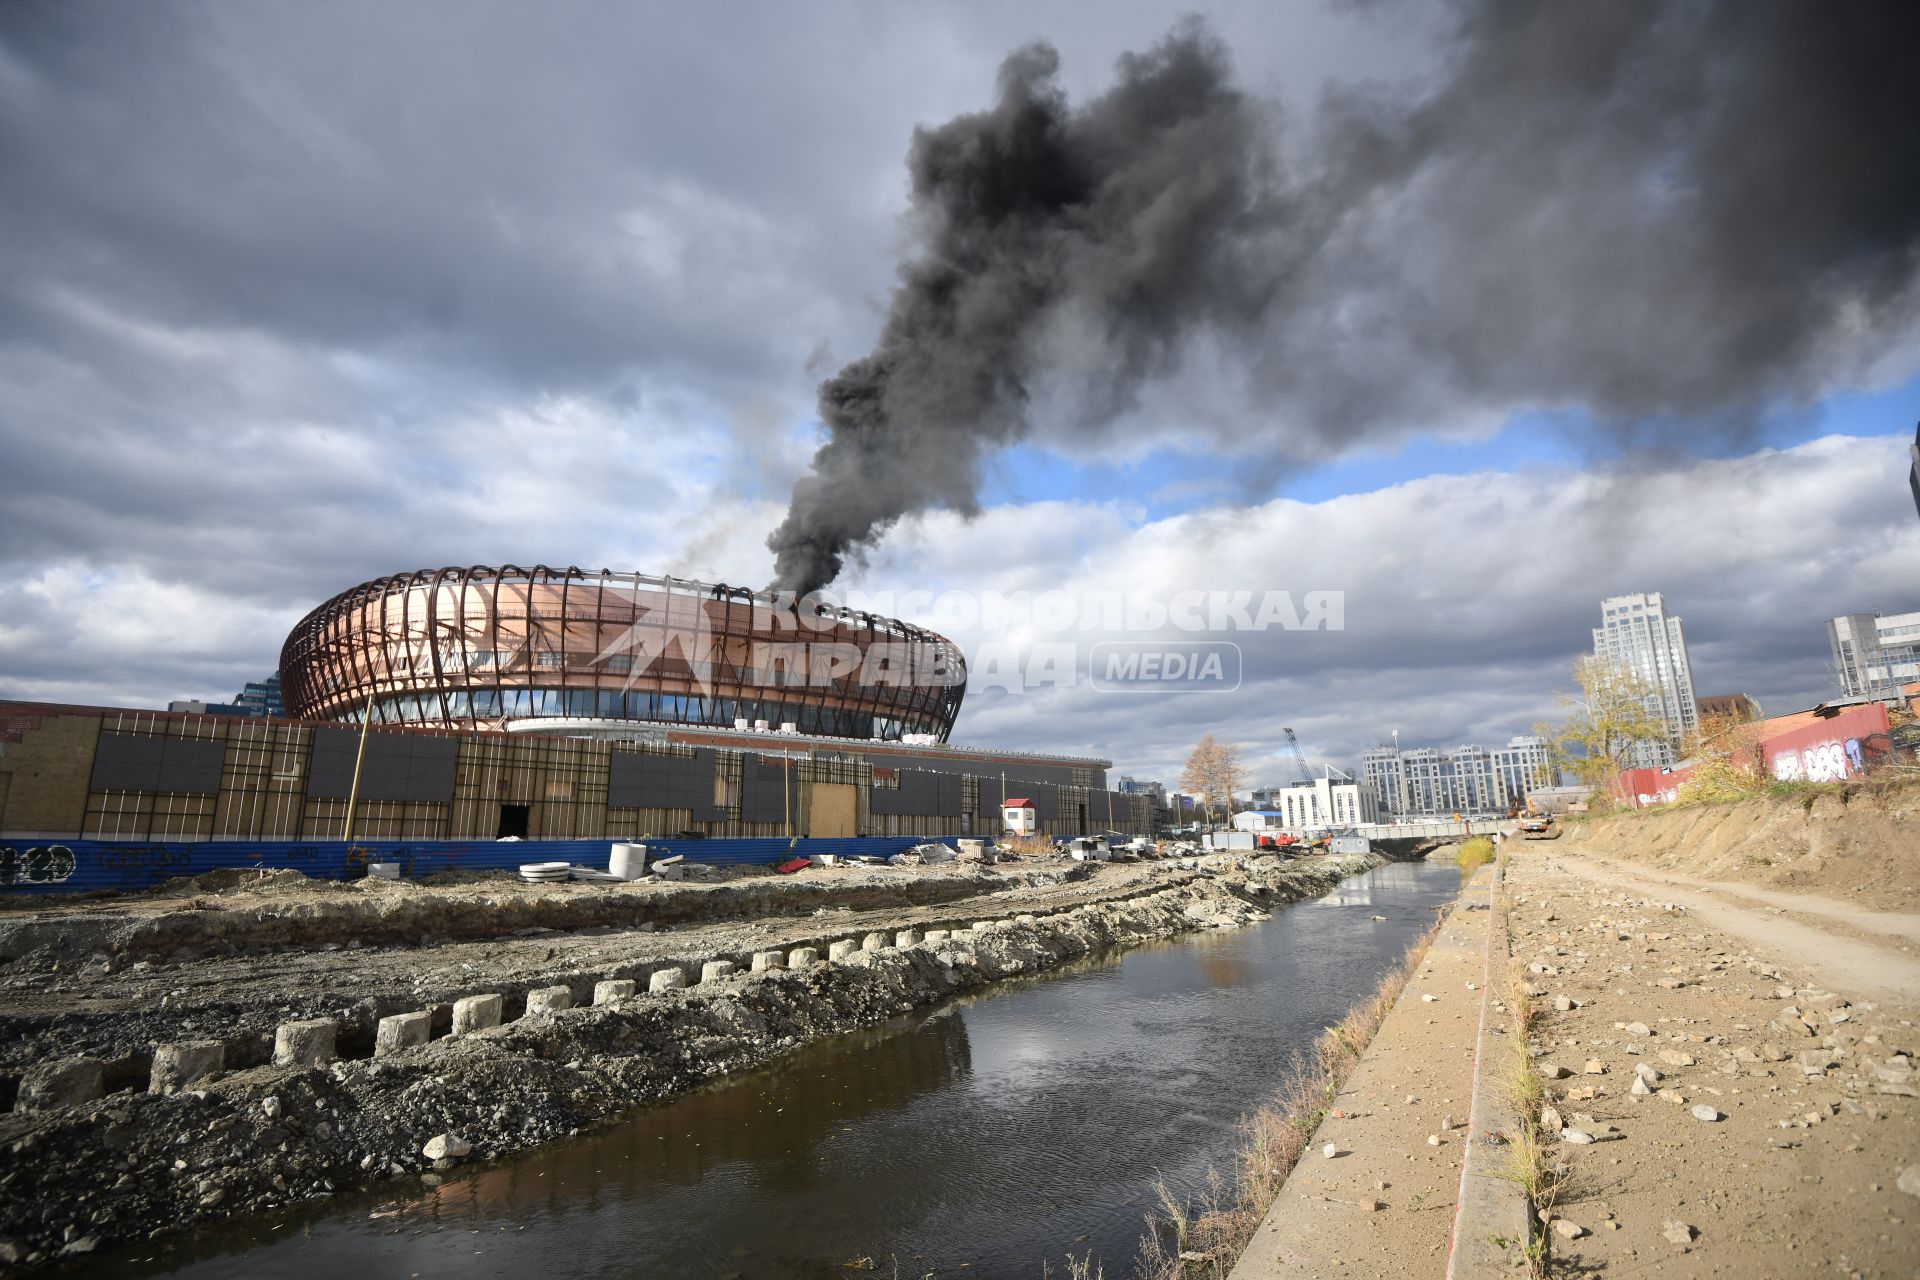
[1508, 847, 1919, 1278]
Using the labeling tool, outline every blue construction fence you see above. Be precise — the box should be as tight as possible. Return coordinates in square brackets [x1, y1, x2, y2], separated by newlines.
[0, 835, 965, 896]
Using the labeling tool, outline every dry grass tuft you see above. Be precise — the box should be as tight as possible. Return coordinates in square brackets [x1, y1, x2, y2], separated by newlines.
[1455, 836, 1496, 873]
[1133, 916, 1445, 1280]
[1491, 901, 1561, 1276]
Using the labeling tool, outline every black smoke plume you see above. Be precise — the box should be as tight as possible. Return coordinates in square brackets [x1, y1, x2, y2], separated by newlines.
[770, 3, 1920, 596]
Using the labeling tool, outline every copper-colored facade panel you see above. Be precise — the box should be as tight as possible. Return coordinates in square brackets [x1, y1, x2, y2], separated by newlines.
[280, 567, 968, 741]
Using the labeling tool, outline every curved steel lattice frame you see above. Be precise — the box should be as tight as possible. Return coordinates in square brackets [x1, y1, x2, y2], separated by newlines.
[279, 566, 968, 741]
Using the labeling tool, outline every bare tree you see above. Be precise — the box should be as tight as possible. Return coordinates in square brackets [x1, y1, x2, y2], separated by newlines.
[1215, 741, 1246, 815]
[1180, 733, 1246, 823]
[1535, 655, 1672, 786]
[1180, 734, 1223, 823]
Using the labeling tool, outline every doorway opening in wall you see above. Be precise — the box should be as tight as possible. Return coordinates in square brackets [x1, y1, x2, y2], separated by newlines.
[497, 804, 530, 839]
[1077, 802, 1088, 834]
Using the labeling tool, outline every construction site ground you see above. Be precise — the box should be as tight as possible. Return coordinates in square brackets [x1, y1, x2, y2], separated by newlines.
[0, 854, 1222, 1091]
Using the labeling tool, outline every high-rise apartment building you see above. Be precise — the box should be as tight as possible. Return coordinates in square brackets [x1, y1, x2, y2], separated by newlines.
[1909, 421, 1918, 522]
[1828, 611, 1920, 703]
[1592, 592, 1698, 768]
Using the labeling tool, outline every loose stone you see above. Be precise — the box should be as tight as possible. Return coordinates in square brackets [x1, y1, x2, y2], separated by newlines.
[149, 1041, 224, 1095]
[15, 1058, 105, 1114]
[421, 1133, 471, 1161]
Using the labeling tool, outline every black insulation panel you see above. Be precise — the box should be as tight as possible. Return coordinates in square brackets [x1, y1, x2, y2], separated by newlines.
[306, 728, 458, 803]
[608, 749, 725, 820]
[90, 734, 227, 795]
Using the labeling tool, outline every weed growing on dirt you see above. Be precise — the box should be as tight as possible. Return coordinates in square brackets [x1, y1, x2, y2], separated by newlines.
[1492, 902, 1562, 1277]
[1456, 836, 1496, 873]
[1132, 916, 1446, 1280]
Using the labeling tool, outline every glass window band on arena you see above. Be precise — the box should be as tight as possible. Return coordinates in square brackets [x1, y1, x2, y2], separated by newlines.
[279, 566, 968, 742]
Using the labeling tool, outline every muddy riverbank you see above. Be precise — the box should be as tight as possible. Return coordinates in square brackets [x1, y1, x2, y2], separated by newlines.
[0, 852, 1379, 1270]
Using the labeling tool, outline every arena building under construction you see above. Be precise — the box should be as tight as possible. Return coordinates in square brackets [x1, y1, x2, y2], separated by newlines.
[279, 565, 968, 742]
[1, 568, 1148, 848]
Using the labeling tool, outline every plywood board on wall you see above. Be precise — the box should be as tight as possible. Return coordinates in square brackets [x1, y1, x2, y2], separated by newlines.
[808, 782, 857, 838]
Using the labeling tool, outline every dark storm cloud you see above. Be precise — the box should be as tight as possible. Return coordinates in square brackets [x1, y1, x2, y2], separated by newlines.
[0, 0, 926, 641]
[0, 2, 846, 398]
[771, 1, 1920, 594]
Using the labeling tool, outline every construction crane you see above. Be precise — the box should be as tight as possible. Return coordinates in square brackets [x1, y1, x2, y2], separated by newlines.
[1282, 727, 1313, 784]
[1282, 727, 1322, 827]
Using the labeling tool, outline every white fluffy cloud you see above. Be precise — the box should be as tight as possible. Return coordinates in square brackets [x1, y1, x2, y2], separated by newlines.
[837, 434, 1917, 783]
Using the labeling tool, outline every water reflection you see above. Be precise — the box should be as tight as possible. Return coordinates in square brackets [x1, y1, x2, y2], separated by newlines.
[436, 1012, 973, 1220]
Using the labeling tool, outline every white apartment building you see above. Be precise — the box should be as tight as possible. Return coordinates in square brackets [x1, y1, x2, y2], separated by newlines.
[1234, 775, 1383, 834]
[1362, 736, 1557, 819]
[1494, 735, 1554, 801]
[1592, 592, 1698, 768]
[1828, 610, 1920, 702]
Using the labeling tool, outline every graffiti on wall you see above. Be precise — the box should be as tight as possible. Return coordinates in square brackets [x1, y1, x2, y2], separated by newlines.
[0, 835, 943, 893]
[1771, 738, 1862, 783]
[97, 845, 193, 873]
[0, 845, 77, 886]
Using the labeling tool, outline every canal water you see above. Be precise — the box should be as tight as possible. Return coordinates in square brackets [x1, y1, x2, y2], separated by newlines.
[106, 860, 1462, 1280]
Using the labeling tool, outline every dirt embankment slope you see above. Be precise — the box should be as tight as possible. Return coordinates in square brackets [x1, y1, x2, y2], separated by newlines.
[1555, 776, 1920, 912]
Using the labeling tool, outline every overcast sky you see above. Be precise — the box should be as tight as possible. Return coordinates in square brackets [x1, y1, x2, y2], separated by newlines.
[1, 1, 1915, 788]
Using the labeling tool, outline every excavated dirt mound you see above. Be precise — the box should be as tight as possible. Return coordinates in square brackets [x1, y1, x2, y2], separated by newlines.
[1557, 776, 1920, 911]
[0, 860, 1089, 964]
